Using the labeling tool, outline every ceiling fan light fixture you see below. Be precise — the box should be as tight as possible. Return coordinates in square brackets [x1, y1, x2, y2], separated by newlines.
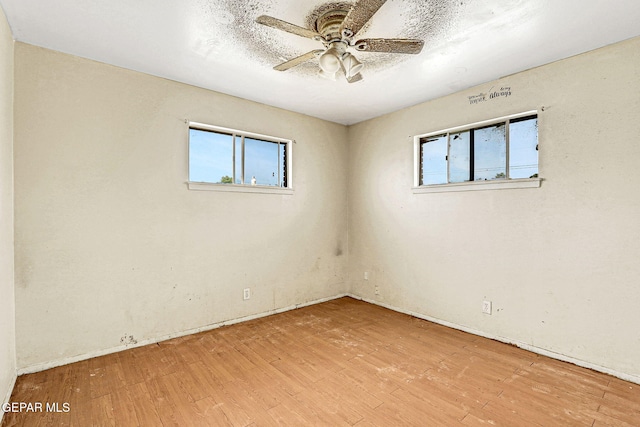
[319, 47, 341, 73]
[342, 53, 364, 78]
[318, 69, 337, 81]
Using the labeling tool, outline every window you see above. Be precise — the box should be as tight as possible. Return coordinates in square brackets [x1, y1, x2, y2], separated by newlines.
[417, 112, 538, 188]
[188, 123, 291, 191]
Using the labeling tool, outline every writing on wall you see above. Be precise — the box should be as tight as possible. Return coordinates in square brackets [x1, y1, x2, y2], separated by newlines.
[468, 86, 512, 105]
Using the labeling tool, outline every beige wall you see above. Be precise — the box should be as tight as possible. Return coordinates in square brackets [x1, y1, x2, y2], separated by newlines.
[0, 3, 15, 418]
[347, 37, 640, 381]
[13, 43, 349, 369]
[10, 33, 640, 383]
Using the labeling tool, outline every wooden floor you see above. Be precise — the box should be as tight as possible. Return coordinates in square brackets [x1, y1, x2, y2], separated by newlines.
[2, 297, 639, 426]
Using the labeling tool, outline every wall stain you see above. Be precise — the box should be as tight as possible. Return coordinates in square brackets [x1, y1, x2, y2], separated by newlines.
[120, 334, 138, 346]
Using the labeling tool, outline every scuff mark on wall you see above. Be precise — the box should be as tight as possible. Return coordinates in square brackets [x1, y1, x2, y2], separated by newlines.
[120, 334, 138, 346]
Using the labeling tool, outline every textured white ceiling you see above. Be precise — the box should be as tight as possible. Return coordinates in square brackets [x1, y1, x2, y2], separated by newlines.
[1, 0, 640, 124]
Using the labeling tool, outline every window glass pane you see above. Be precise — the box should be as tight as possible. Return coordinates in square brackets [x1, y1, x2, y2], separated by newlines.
[189, 129, 233, 183]
[235, 136, 242, 184]
[509, 116, 538, 179]
[420, 135, 448, 185]
[449, 130, 470, 183]
[244, 137, 280, 186]
[474, 124, 506, 180]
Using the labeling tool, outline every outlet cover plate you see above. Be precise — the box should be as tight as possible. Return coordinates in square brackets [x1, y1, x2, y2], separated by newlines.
[482, 300, 492, 315]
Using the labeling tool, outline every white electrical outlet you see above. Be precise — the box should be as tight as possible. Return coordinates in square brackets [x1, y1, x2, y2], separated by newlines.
[482, 300, 492, 315]
[364, 271, 369, 280]
[243, 288, 251, 300]
[374, 285, 379, 295]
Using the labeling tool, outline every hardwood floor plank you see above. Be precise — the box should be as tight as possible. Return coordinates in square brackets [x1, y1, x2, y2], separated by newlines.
[116, 349, 146, 387]
[321, 370, 384, 410]
[270, 353, 323, 385]
[593, 418, 638, 427]
[339, 355, 403, 397]
[266, 402, 313, 425]
[496, 386, 598, 425]
[603, 382, 640, 408]
[372, 394, 461, 426]
[192, 396, 234, 427]
[90, 394, 116, 427]
[215, 382, 280, 427]
[237, 366, 297, 406]
[503, 368, 602, 411]
[287, 387, 355, 426]
[315, 327, 379, 357]
[462, 407, 534, 427]
[581, 407, 638, 427]
[110, 387, 140, 426]
[408, 369, 490, 410]
[391, 387, 466, 425]
[300, 376, 365, 425]
[127, 382, 163, 427]
[596, 400, 640, 425]
[205, 352, 243, 384]
[240, 337, 282, 364]
[529, 359, 609, 396]
[396, 377, 473, 420]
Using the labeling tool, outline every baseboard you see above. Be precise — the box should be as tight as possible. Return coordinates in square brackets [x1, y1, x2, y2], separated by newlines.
[0, 370, 18, 425]
[17, 293, 348, 375]
[347, 293, 640, 386]
[17, 292, 640, 386]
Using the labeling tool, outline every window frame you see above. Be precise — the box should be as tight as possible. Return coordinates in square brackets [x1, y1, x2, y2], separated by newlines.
[413, 110, 541, 193]
[187, 121, 293, 194]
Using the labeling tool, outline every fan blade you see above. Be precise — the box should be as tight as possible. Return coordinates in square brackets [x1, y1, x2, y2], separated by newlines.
[274, 50, 323, 71]
[340, 0, 387, 38]
[354, 38, 424, 54]
[256, 15, 320, 40]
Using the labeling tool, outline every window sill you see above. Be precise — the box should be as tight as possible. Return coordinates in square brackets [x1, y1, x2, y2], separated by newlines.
[187, 182, 294, 195]
[412, 177, 542, 194]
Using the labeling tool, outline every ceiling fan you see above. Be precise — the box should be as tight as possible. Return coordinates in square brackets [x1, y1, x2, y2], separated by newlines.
[256, 0, 424, 83]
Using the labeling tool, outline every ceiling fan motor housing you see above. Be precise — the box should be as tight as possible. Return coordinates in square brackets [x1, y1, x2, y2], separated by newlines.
[316, 9, 350, 42]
